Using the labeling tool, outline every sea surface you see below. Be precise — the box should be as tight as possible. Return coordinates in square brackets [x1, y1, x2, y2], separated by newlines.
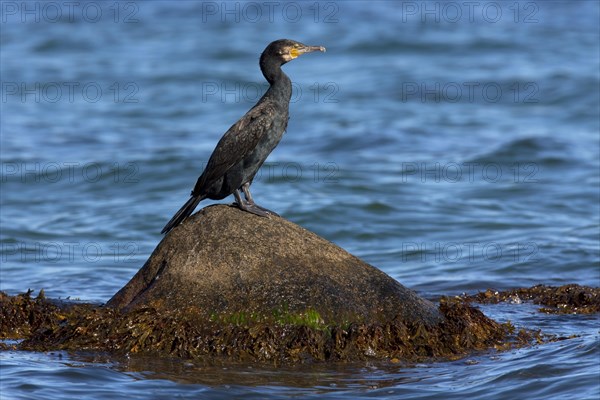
[1, 1, 599, 399]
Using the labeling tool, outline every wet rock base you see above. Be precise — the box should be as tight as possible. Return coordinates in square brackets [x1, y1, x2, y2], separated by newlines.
[4, 286, 580, 363]
[463, 284, 600, 314]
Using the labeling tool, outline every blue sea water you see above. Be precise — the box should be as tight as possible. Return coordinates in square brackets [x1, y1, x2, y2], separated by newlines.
[1, 1, 599, 399]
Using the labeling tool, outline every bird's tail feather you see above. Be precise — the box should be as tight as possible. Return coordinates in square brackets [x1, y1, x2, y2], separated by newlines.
[161, 195, 203, 234]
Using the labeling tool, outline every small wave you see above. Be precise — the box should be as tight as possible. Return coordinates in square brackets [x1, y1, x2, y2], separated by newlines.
[468, 136, 573, 167]
[33, 38, 93, 53]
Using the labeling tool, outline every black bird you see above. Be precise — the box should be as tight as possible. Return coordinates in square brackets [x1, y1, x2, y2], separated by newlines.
[161, 39, 325, 234]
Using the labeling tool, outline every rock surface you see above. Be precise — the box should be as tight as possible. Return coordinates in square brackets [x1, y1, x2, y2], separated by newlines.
[5, 207, 587, 362]
[108, 205, 441, 327]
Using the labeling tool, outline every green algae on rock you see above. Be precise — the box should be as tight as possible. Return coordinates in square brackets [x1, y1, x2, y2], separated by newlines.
[107, 205, 442, 327]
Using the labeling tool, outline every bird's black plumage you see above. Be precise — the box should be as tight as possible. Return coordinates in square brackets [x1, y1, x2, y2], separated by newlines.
[161, 39, 325, 234]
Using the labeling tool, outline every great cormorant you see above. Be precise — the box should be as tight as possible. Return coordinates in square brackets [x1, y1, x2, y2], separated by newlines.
[161, 39, 325, 234]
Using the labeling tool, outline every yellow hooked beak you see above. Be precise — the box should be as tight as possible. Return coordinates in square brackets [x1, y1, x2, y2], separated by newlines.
[290, 45, 326, 59]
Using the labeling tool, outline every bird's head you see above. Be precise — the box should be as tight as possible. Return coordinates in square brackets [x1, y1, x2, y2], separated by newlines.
[261, 39, 326, 66]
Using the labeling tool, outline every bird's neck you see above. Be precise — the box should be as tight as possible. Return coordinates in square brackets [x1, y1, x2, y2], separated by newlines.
[260, 61, 292, 102]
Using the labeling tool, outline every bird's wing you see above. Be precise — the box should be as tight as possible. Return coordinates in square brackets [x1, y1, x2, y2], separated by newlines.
[193, 101, 276, 192]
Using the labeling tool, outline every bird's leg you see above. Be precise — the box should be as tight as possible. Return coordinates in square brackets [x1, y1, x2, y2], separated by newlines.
[233, 188, 272, 217]
[241, 182, 257, 205]
[242, 183, 279, 216]
[238, 183, 279, 217]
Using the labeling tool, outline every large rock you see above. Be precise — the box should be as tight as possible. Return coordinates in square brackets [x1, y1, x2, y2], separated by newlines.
[108, 205, 441, 327]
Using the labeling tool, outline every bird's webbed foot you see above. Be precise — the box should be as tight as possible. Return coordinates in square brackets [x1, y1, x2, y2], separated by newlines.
[247, 202, 280, 217]
[233, 188, 279, 217]
[238, 202, 275, 217]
